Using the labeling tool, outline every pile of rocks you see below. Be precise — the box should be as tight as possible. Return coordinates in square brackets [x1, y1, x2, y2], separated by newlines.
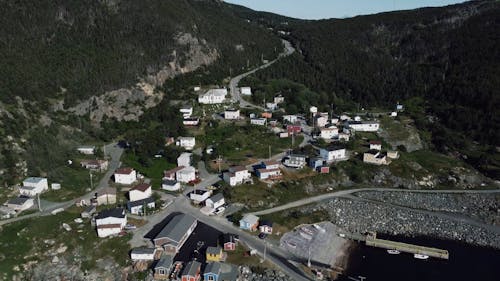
[238, 266, 288, 281]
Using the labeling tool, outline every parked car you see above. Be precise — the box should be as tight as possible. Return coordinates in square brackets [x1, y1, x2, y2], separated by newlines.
[258, 232, 267, 239]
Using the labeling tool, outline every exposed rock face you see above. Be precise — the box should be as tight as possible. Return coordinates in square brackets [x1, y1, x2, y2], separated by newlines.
[66, 32, 218, 123]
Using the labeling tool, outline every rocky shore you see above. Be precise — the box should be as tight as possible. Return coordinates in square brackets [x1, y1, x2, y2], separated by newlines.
[237, 266, 289, 281]
[301, 197, 500, 249]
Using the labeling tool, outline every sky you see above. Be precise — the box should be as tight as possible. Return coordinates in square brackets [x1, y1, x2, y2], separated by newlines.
[224, 0, 467, 19]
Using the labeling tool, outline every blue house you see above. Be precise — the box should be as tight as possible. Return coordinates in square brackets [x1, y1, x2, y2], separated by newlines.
[239, 214, 259, 231]
[203, 262, 222, 281]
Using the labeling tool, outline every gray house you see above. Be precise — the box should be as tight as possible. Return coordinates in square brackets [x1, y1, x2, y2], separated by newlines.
[154, 214, 197, 254]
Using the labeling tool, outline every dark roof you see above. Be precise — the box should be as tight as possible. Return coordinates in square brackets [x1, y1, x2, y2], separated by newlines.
[155, 254, 173, 270]
[95, 208, 125, 220]
[259, 220, 273, 227]
[206, 246, 222, 255]
[322, 145, 345, 151]
[204, 262, 222, 275]
[131, 183, 151, 192]
[115, 167, 134, 175]
[131, 247, 156, 255]
[127, 197, 155, 208]
[183, 261, 201, 277]
[83, 205, 96, 213]
[155, 214, 197, 244]
[370, 140, 382, 145]
[162, 179, 178, 186]
[192, 189, 209, 195]
[7, 197, 31, 205]
[208, 193, 224, 203]
[221, 233, 239, 244]
[219, 263, 239, 281]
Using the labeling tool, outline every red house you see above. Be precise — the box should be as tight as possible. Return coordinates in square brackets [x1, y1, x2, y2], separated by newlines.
[221, 233, 239, 251]
[181, 261, 201, 281]
[287, 125, 302, 135]
[319, 166, 330, 174]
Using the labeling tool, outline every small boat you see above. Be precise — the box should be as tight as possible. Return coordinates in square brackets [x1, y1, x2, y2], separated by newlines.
[387, 249, 401, 254]
[414, 254, 429, 260]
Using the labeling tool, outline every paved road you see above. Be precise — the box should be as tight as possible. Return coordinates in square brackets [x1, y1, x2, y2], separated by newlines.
[229, 40, 295, 110]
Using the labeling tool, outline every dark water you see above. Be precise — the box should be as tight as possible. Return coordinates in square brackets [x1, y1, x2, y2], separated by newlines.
[338, 235, 500, 281]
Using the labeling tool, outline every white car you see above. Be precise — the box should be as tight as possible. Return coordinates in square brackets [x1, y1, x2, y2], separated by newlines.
[214, 207, 225, 215]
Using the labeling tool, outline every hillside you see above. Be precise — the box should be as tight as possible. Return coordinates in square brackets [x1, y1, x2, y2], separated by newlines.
[235, 1, 500, 178]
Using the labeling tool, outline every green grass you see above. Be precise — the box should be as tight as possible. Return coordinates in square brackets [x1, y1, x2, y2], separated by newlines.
[225, 244, 274, 269]
[0, 207, 130, 280]
[41, 165, 102, 202]
[122, 153, 176, 188]
[380, 116, 410, 142]
[259, 208, 330, 235]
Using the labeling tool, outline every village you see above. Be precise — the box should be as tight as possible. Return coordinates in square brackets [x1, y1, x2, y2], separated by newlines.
[0, 77, 410, 281]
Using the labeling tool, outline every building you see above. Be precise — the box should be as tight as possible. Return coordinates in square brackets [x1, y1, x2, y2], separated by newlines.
[154, 254, 174, 279]
[239, 214, 259, 231]
[320, 127, 339, 139]
[189, 189, 212, 204]
[114, 168, 137, 185]
[283, 154, 307, 169]
[80, 160, 109, 172]
[259, 221, 273, 234]
[96, 187, 117, 205]
[206, 247, 225, 262]
[127, 197, 155, 215]
[154, 214, 197, 253]
[130, 247, 157, 261]
[181, 261, 202, 281]
[320, 146, 347, 163]
[177, 152, 192, 167]
[240, 87, 252, 96]
[346, 121, 380, 132]
[224, 109, 240, 120]
[363, 150, 389, 165]
[278, 132, 289, 138]
[22, 177, 48, 195]
[183, 117, 200, 126]
[256, 161, 282, 180]
[177, 137, 196, 150]
[221, 234, 239, 251]
[203, 262, 222, 281]
[315, 115, 328, 128]
[391, 111, 398, 117]
[223, 166, 251, 186]
[180, 106, 193, 118]
[0, 206, 16, 219]
[250, 118, 266, 126]
[309, 157, 324, 170]
[266, 102, 278, 110]
[6, 197, 34, 212]
[387, 150, 400, 159]
[198, 89, 227, 104]
[81, 205, 96, 218]
[396, 104, 404, 111]
[19, 185, 45, 197]
[77, 145, 95, 155]
[164, 166, 185, 181]
[369, 140, 382, 151]
[274, 94, 285, 104]
[205, 193, 225, 210]
[95, 208, 127, 238]
[162, 179, 181, 191]
[261, 112, 272, 119]
[283, 115, 298, 124]
[338, 132, 350, 142]
[176, 166, 196, 183]
[129, 183, 152, 202]
[287, 125, 302, 135]
[318, 166, 330, 174]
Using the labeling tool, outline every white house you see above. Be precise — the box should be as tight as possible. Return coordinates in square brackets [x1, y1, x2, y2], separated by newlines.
[19, 186, 45, 197]
[320, 147, 347, 163]
[320, 127, 339, 139]
[338, 132, 350, 142]
[205, 193, 225, 210]
[250, 118, 266, 126]
[22, 177, 48, 195]
[283, 115, 298, 124]
[95, 208, 127, 238]
[77, 145, 95, 155]
[266, 102, 278, 110]
[354, 116, 362, 122]
[176, 166, 196, 183]
[369, 140, 382, 151]
[315, 116, 328, 128]
[223, 166, 251, 186]
[96, 188, 117, 205]
[180, 106, 193, 118]
[256, 166, 282, 180]
[391, 111, 398, 117]
[183, 117, 200, 126]
[6, 197, 34, 212]
[162, 179, 181, 191]
[177, 152, 192, 167]
[114, 168, 137, 185]
[176, 137, 196, 150]
[259, 221, 273, 234]
[198, 89, 227, 104]
[224, 109, 240, 120]
[346, 121, 380, 132]
[283, 154, 307, 169]
[240, 87, 252, 96]
[189, 189, 212, 204]
[127, 197, 155, 215]
[131, 247, 157, 261]
[363, 150, 389, 165]
[274, 95, 285, 104]
[194, 86, 201, 92]
[129, 183, 152, 202]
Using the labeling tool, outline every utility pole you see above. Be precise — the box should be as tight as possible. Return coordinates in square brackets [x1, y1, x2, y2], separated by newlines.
[307, 247, 311, 267]
[37, 193, 42, 212]
[261, 241, 267, 263]
[268, 145, 271, 160]
[89, 171, 94, 191]
[217, 155, 222, 173]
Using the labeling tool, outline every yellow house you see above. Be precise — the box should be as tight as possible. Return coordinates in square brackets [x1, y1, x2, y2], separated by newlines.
[206, 246, 226, 262]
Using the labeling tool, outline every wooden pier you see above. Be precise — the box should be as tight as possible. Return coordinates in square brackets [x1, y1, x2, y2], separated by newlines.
[342, 232, 449, 260]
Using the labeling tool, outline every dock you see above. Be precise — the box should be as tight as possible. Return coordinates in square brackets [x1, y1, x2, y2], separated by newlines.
[342, 232, 449, 260]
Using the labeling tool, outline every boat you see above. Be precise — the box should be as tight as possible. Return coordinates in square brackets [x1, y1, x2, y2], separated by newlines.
[387, 249, 401, 255]
[414, 253, 429, 260]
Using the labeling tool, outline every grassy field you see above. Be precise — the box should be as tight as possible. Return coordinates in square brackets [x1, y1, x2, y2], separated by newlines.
[225, 244, 275, 269]
[0, 207, 130, 280]
[380, 116, 411, 142]
[388, 150, 464, 180]
[41, 165, 102, 202]
[122, 153, 176, 189]
[259, 208, 331, 236]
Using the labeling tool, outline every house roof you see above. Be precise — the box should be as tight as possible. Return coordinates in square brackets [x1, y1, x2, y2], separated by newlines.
[95, 208, 125, 220]
[97, 223, 122, 229]
[155, 254, 173, 269]
[192, 189, 209, 195]
[225, 108, 239, 112]
[155, 214, 197, 243]
[127, 197, 155, 208]
[19, 186, 37, 191]
[257, 168, 280, 174]
[97, 187, 116, 197]
[7, 197, 32, 205]
[241, 214, 259, 225]
[132, 247, 156, 255]
[178, 136, 195, 141]
[322, 145, 345, 151]
[115, 167, 134, 175]
[77, 145, 95, 150]
[219, 263, 238, 281]
[259, 220, 273, 227]
[83, 205, 96, 213]
[23, 177, 46, 183]
[183, 260, 202, 277]
[206, 246, 222, 255]
[262, 160, 279, 166]
[131, 183, 151, 192]
[162, 179, 178, 186]
[164, 166, 185, 176]
[204, 261, 222, 275]
[370, 140, 382, 145]
[178, 166, 196, 174]
[208, 193, 224, 203]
